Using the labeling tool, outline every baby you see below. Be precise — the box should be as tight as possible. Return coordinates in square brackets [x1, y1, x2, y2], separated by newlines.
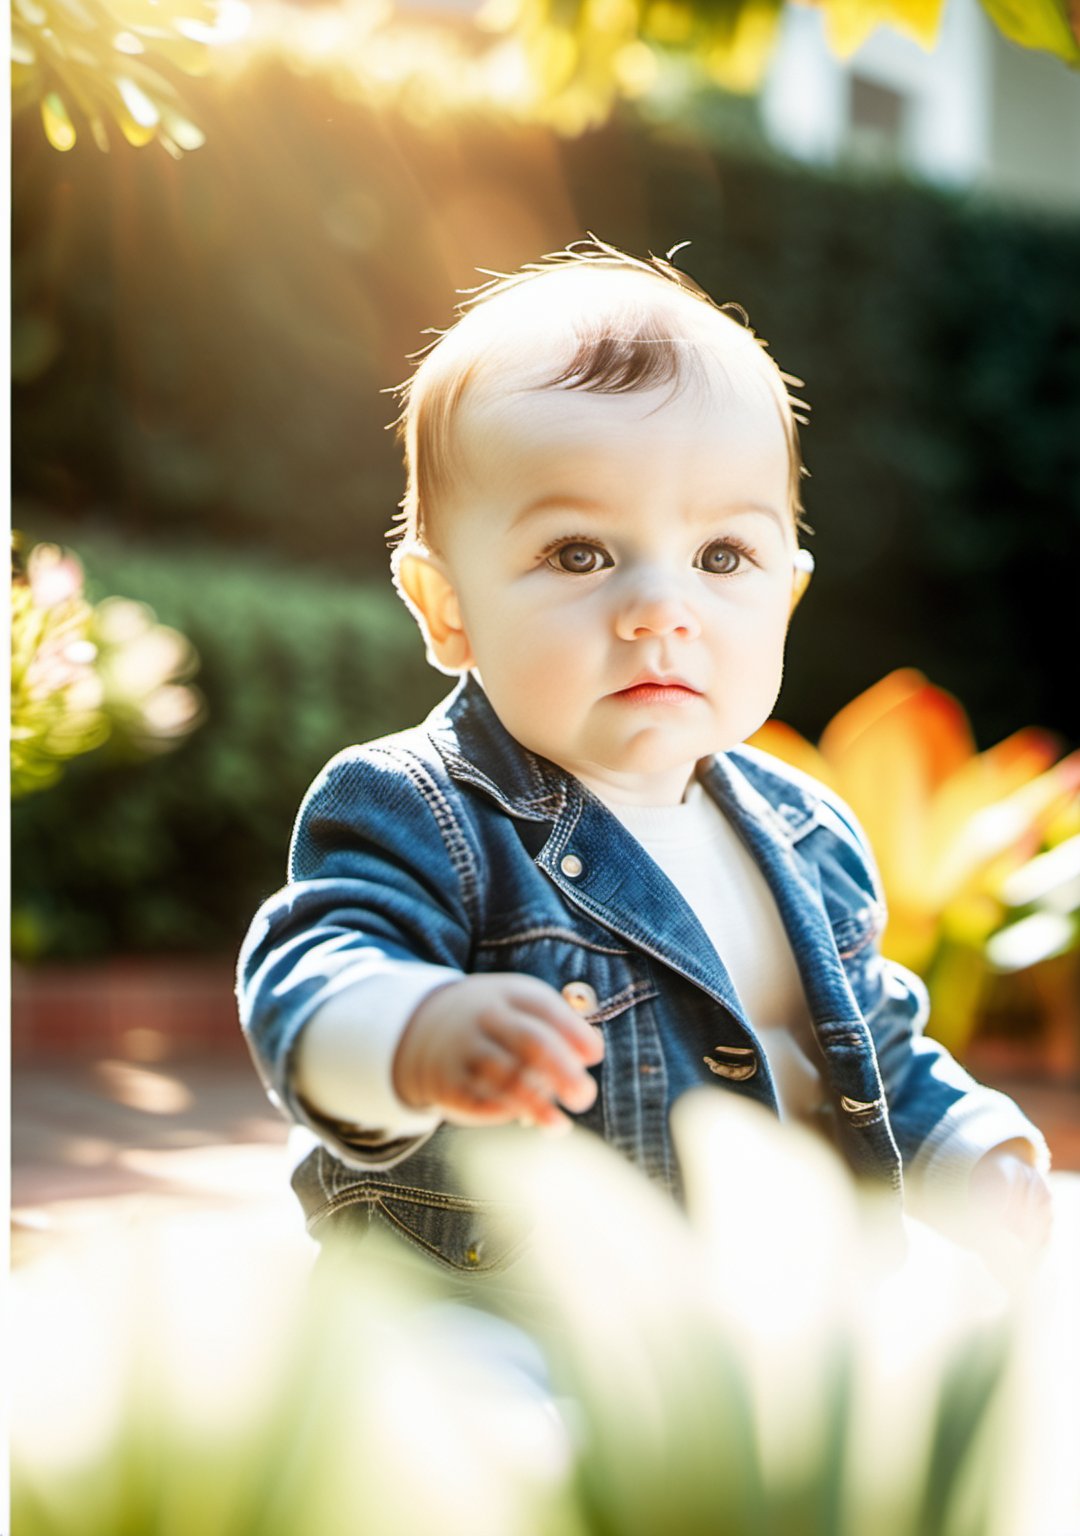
[238, 239, 1051, 1271]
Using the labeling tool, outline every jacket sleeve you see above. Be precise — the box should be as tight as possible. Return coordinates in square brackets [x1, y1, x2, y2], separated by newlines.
[862, 954, 1050, 1200]
[236, 744, 479, 1169]
[819, 791, 1051, 1201]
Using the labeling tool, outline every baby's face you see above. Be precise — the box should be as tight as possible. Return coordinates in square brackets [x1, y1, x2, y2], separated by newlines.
[433, 366, 797, 805]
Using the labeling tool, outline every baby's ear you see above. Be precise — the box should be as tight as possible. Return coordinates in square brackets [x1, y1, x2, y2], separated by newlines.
[394, 549, 475, 673]
[789, 549, 814, 615]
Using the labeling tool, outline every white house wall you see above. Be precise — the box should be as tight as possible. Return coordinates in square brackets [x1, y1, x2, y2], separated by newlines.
[759, 0, 1079, 213]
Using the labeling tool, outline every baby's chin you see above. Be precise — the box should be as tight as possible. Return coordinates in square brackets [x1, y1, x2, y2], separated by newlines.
[561, 734, 725, 800]
[597, 721, 744, 771]
[514, 714, 758, 787]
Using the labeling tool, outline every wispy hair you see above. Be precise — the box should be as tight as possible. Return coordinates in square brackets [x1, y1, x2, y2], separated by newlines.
[387, 236, 811, 550]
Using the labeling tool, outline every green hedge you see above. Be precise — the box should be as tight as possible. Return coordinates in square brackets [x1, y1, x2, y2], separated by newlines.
[11, 532, 448, 960]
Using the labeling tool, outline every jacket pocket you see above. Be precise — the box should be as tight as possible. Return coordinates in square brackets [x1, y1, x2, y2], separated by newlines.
[474, 925, 658, 1023]
[292, 1130, 532, 1274]
[305, 1177, 529, 1274]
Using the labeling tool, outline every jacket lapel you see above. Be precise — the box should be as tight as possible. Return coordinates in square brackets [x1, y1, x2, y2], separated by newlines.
[535, 785, 755, 1029]
[697, 755, 865, 1031]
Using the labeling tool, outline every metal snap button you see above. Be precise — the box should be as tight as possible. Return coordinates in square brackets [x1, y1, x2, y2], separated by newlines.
[560, 853, 584, 878]
[840, 1095, 882, 1115]
[703, 1046, 758, 1081]
[561, 981, 598, 1014]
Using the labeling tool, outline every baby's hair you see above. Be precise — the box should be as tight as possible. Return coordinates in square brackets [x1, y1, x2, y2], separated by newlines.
[387, 235, 811, 551]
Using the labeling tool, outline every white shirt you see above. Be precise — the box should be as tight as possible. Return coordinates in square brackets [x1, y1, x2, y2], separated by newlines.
[605, 778, 825, 1123]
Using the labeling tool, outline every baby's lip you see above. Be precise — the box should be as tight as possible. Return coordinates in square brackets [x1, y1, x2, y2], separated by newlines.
[617, 673, 702, 694]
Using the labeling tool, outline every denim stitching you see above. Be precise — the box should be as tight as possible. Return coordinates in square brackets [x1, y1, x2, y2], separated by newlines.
[548, 796, 582, 865]
[590, 979, 659, 1023]
[476, 926, 631, 955]
[305, 1186, 529, 1272]
[439, 748, 568, 820]
[312, 1182, 517, 1212]
[376, 748, 481, 926]
[376, 1204, 526, 1273]
[834, 903, 886, 958]
[316, 1144, 336, 1202]
[843, 1108, 885, 1129]
[548, 880, 735, 1012]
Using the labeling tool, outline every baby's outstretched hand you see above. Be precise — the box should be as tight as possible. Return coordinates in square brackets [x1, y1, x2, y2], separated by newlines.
[969, 1140, 1053, 1252]
[392, 972, 605, 1133]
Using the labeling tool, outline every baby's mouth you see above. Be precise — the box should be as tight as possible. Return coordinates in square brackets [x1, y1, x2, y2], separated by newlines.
[612, 677, 702, 704]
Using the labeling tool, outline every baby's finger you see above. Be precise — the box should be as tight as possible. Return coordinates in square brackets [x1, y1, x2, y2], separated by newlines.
[481, 1011, 598, 1113]
[505, 978, 605, 1063]
[444, 1037, 578, 1129]
[441, 1067, 544, 1127]
[461, 1037, 531, 1096]
[504, 1068, 573, 1134]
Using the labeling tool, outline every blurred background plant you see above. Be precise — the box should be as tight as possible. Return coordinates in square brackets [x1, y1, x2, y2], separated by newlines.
[750, 671, 1080, 1056]
[10, 0, 1079, 150]
[10, 533, 441, 959]
[12, 1096, 1078, 1536]
[10, 535, 205, 802]
[9, 0, 247, 155]
[475, 0, 1080, 134]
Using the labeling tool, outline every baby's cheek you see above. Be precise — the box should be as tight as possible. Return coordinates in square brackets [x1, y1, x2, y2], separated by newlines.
[481, 660, 578, 761]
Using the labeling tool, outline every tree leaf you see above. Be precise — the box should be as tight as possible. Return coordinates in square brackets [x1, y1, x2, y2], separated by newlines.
[979, 0, 1080, 61]
[40, 90, 77, 149]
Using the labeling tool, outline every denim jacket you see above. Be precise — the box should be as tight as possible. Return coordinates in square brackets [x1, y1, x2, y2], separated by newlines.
[238, 675, 1047, 1274]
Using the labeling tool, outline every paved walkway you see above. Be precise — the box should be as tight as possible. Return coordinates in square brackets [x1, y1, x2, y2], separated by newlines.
[12, 1054, 1079, 1270]
[11, 1059, 306, 1268]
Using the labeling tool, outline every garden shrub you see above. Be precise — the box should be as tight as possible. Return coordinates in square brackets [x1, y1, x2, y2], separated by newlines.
[11, 531, 448, 960]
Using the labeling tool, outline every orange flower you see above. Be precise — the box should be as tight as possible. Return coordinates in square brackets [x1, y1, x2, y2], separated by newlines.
[749, 670, 1080, 980]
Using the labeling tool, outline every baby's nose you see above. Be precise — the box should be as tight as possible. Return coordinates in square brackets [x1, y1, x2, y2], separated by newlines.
[613, 575, 701, 641]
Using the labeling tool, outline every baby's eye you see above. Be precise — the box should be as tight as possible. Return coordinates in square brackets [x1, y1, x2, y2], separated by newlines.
[547, 541, 612, 574]
[697, 540, 751, 575]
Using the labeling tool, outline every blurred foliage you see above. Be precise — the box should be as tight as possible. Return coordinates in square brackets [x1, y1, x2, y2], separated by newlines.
[472, 0, 789, 134]
[990, 796, 1080, 972]
[479, 0, 1080, 133]
[11, 0, 1079, 153]
[751, 670, 1080, 1054]
[12, 87, 1080, 751]
[977, 0, 1080, 66]
[10, 529, 446, 960]
[10, 539, 110, 796]
[15, 1095, 1075, 1536]
[8, 0, 241, 156]
[10, 535, 203, 800]
[802, 0, 946, 56]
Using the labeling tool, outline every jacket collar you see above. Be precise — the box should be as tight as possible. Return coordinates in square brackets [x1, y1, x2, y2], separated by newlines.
[426, 674, 573, 823]
[428, 672, 821, 846]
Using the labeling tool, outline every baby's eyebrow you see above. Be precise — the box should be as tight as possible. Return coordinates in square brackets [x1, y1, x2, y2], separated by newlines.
[512, 494, 787, 534]
[719, 502, 787, 534]
[511, 493, 606, 528]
